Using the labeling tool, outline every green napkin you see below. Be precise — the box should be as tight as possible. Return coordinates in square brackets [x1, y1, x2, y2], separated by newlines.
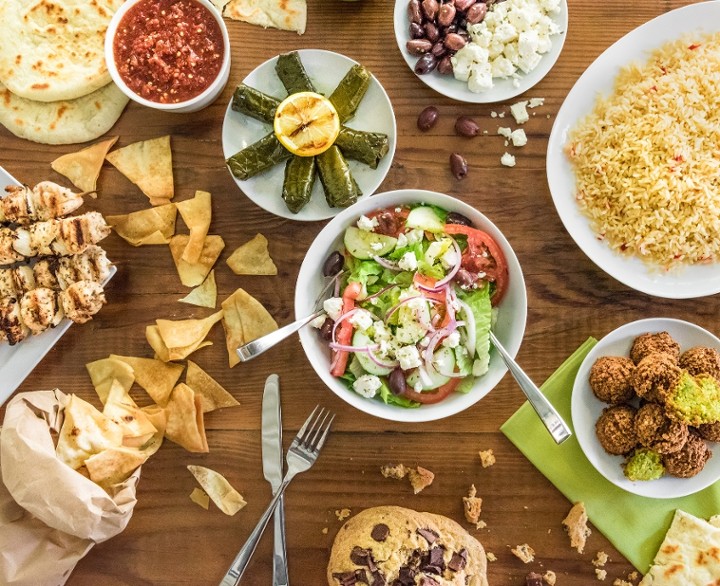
[501, 338, 720, 572]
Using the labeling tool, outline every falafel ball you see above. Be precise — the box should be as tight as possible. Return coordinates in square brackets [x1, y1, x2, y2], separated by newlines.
[632, 352, 682, 403]
[589, 356, 636, 404]
[623, 448, 665, 481]
[635, 403, 689, 454]
[663, 433, 712, 478]
[679, 346, 720, 380]
[596, 404, 638, 455]
[697, 422, 720, 442]
[630, 332, 680, 365]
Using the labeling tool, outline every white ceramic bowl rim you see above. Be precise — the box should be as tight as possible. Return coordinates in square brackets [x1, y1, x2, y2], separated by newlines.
[104, 0, 231, 110]
[294, 189, 528, 423]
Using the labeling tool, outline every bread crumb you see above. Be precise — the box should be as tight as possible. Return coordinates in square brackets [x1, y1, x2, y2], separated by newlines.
[321, 527, 328, 535]
[476, 519, 487, 529]
[510, 101, 529, 124]
[479, 449, 496, 468]
[595, 568, 607, 581]
[463, 484, 483, 526]
[501, 152, 516, 167]
[543, 571, 557, 586]
[408, 466, 434, 494]
[498, 112, 505, 118]
[491, 111, 498, 118]
[380, 463, 408, 480]
[593, 551, 609, 567]
[487, 552, 497, 562]
[511, 543, 535, 563]
[562, 502, 591, 553]
[627, 572, 639, 581]
[335, 508, 351, 522]
[612, 580, 633, 586]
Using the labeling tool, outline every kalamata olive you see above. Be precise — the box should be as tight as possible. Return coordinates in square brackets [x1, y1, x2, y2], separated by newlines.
[406, 38, 433, 55]
[444, 32, 467, 51]
[414, 53, 439, 75]
[424, 21, 440, 42]
[437, 54, 454, 75]
[441, 23, 458, 34]
[437, 3, 456, 26]
[408, 0, 423, 24]
[454, 268, 476, 288]
[450, 152, 468, 180]
[431, 41, 447, 57]
[388, 368, 408, 396]
[455, 115, 480, 137]
[417, 106, 440, 131]
[454, 0, 476, 11]
[409, 22, 424, 39]
[319, 317, 335, 341]
[421, 0, 439, 20]
[446, 211, 473, 226]
[323, 250, 344, 276]
[465, 2, 487, 23]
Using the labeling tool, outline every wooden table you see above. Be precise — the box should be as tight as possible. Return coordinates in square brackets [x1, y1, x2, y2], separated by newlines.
[0, 0, 713, 583]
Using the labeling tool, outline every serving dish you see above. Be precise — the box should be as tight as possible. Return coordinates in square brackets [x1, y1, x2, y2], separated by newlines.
[0, 166, 116, 406]
[546, 1, 720, 299]
[572, 317, 720, 499]
[222, 49, 396, 222]
[295, 189, 527, 423]
[393, 0, 568, 103]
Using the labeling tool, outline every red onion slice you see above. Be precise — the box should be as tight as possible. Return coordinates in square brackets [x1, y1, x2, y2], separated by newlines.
[367, 348, 399, 369]
[372, 255, 402, 271]
[433, 237, 463, 289]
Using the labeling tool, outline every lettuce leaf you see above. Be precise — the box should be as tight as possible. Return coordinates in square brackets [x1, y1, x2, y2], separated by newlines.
[457, 283, 492, 376]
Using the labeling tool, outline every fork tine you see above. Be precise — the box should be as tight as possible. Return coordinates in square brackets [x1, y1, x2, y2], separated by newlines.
[307, 409, 330, 448]
[311, 413, 335, 453]
[295, 405, 320, 444]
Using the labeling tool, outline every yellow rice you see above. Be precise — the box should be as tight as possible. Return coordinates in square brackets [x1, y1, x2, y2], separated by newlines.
[565, 33, 720, 269]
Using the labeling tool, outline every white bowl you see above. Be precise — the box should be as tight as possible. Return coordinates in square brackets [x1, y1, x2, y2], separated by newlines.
[295, 189, 527, 423]
[104, 0, 231, 113]
[572, 317, 720, 499]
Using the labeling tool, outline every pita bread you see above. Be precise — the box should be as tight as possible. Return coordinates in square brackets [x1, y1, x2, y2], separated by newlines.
[639, 510, 720, 586]
[0, 0, 122, 102]
[0, 81, 128, 145]
[219, 0, 306, 34]
[164, 383, 209, 453]
[51, 137, 118, 192]
[226, 233, 277, 275]
[187, 465, 246, 515]
[106, 136, 174, 205]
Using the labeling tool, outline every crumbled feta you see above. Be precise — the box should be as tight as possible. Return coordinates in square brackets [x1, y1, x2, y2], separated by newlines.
[357, 215, 378, 232]
[440, 246, 460, 270]
[490, 111, 498, 118]
[399, 251, 418, 271]
[310, 314, 327, 329]
[396, 345, 422, 370]
[323, 297, 343, 321]
[511, 128, 527, 147]
[373, 321, 393, 342]
[501, 152, 517, 167]
[498, 126, 512, 138]
[395, 232, 408, 249]
[405, 229, 424, 245]
[528, 97, 545, 108]
[510, 100, 530, 124]
[353, 374, 382, 398]
[370, 241, 384, 251]
[442, 331, 461, 348]
[349, 309, 374, 332]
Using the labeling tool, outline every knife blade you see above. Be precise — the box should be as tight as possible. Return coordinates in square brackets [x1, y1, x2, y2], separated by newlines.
[262, 374, 289, 586]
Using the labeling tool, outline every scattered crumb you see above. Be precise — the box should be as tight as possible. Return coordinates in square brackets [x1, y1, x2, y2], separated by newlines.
[380, 463, 408, 480]
[335, 508, 351, 522]
[595, 568, 607, 581]
[501, 152, 516, 167]
[627, 572, 639, 581]
[479, 449, 496, 468]
[511, 129, 527, 147]
[483, 130, 489, 134]
[546, 114, 551, 119]
[408, 466, 434, 494]
[476, 520, 487, 529]
[562, 502, 591, 553]
[463, 484, 483, 527]
[510, 100, 529, 124]
[497, 127, 512, 138]
[593, 551, 609, 567]
[486, 552, 497, 562]
[189, 488, 210, 510]
[543, 571, 557, 586]
[498, 112, 505, 118]
[612, 580, 633, 586]
[511, 543, 535, 563]
[321, 527, 329, 535]
[491, 111, 498, 118]
[528, 97, 545, 108]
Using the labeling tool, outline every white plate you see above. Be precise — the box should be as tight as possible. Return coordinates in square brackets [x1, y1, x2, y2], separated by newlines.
[222, 49, 397, 222]
[572, 318, 720, 499]
[393, 0, 568, 103]
[546, 2, 720, 299]
[0, 166, 116, 406]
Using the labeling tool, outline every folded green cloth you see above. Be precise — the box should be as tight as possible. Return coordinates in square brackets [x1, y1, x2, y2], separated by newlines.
[501, 338, 720, 572]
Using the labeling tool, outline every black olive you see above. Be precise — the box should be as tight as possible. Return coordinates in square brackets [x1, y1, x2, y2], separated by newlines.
[388, 368, 408, 396]
[319, 317, 335, 341]
[446, 211, 473, 226]
[323, 251, 344, 277]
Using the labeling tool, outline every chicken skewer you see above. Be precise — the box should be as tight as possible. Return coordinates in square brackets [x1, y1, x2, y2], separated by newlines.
[0, 211, 110, 266]
[0, 246, 112, 298]
[0, 280, 106, 345]
[1, 181, 85, 224]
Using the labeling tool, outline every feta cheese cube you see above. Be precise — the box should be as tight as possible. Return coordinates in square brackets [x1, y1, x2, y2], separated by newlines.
[323, 297, 343, 321]
[310, 314, 327, 329]
[396, 345, 422, 370]
[399, 251, 418, 271]
[511, 128, 527, 147]
[493, 22, 517, 44]
[528, 97, 545, 108]
[357, 215, 378, 232]
[510, 100, 530, 124]
[497, 126, 512, 138]
[353, 375, 381, 398]
[349, 309, 374, 332]
[491, 56, 515, 78]
[442, 331, 461, 349]
[501, 152, 517, 167]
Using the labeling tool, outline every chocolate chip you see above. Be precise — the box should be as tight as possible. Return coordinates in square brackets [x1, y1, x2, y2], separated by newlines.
[429, 547, 445, 567]
[371, 523, 390, 542]
[371, 571, 386, 586]
[332, 571, 358, 586]
[416, 527, 439, 544]
[448, 549, 467, 572]
[396, 566, 417, 585]
[350, 546, 369, 566]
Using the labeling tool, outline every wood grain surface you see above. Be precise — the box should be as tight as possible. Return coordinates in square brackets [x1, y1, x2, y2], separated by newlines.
[0, 0, 713, 584]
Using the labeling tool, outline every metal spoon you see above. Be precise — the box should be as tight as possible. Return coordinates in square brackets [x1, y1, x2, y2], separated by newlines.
[489, 331, 572, 444]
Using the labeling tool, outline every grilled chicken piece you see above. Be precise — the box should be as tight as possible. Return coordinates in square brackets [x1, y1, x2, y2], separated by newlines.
[59, 281, 106, 324]
[20, 288, 62, 334]
[0, 297, 30, 344]
[1, 182, 84, 224]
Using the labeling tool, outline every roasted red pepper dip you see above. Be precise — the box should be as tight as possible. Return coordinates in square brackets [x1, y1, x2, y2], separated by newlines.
[113, 0, 224, 104]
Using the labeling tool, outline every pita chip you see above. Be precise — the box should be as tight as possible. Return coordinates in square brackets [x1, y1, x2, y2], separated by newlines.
[139, 405, 168, 456]
[176, 190, 212, 263]
[85, 356, 135, 404]
[51, 136, 118, 193]
[187, 465, 247, 515]
[110, 354, 184, 406]
[146, 310, 223, 362]
[190, 487, 210, 510]
[170, 234, 225, 287]
[179, 270, 217, 309]
[102, 380, 158, 446]
[164, 383, 209, 453]
[107, 203, 177, 246]
[226, 233, 277, 275]
[221, 288, 278, 367]
[222, 0, 306, 34]
[186, 360, 239, 412]
[106, 135, 174, 205]
[85, 446, 149, 487]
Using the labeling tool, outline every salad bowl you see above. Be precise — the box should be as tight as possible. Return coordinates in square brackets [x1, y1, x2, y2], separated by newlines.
[295, 190, 527, 422]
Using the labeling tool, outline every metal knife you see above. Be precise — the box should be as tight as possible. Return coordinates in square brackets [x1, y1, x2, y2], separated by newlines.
[262, 374, 289, 586]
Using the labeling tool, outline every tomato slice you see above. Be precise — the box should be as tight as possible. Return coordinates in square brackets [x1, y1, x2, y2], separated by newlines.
[329, 281, 363, 377]
[401, 377, 462, 404]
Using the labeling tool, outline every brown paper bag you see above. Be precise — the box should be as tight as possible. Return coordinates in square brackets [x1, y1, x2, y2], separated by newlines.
[0, 390, 140, 585]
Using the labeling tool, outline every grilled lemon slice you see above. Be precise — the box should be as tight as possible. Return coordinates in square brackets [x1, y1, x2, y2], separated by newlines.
[273, 92, 340, 157]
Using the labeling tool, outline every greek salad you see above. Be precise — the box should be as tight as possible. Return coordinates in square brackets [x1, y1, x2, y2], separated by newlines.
[312, 204, 509, 407]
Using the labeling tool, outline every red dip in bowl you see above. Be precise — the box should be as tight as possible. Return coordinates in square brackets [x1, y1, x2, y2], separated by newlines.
[113, 0, 224, 104]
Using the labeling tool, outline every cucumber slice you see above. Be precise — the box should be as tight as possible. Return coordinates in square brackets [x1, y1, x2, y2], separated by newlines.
[352, 330, 393, 376]
[344, 226, 397, 260]
[405, 206, 445, 233]
[406, 346, 456, 391]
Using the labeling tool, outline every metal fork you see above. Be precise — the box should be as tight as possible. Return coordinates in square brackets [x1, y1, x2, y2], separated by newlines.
[219, 406, 335, 586]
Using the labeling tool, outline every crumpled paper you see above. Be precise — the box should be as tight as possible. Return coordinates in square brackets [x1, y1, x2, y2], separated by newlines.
[0, 390, 140, 586]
